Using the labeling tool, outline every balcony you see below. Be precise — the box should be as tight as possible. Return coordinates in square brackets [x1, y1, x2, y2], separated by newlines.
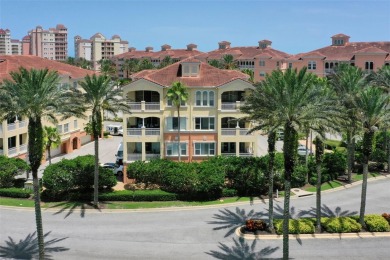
[19, 144, 28, 153]
[221, 101, 245, 111]
[127, 153, 142, 161]
[127, 101, 160, 112]
[8, 147, 17, 156]
[145, 153, 161, 161]
[7, 120, 27, 131]
[127, 128, 160, 136]
[221, 128, 251, 136]
[0, 149, 3, 155]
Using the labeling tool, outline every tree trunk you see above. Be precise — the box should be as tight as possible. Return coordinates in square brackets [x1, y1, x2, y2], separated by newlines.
[305, 129, 309, 169]
[93, 134, 99, 206]
[268, 131, 276, 233]
[282, 123, 296, 260]
[346, 131, 353, 183]
[385, 129, 390, 173]
[48, 146, 52, 165]
[315, 136, 324, 233]
[359, 130, 374, 226]
[28, 117, 45, 259]
[177, 107, 181, 162]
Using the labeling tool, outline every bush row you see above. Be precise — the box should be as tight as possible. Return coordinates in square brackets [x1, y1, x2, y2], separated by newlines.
[99, 189, 178, 201]
[0, 187, 32, 198]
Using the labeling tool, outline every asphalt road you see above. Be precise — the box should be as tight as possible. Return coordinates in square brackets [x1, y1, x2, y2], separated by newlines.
[1, 177, 389, 259]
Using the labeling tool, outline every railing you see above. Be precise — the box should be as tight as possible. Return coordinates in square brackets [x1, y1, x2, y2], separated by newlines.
[19, 120, 27, 128]
[8, 147, 17, 156]
[127, 102, 142, 111]
[221, 102, 236, 110]
[127, 128, 142, 136]
[146, 154, 161, 160]
[0, 124, 2, 135]
[0, 149, 3, 155]
[221, 128, 236, 136]
[19, 144, 28, 153]
[221, 153, 236, 157]
[145, 128, 160, 136]
[127, 153, 142, 161]
[7, 123, 16, 131]
[239, 153, 253, 157]
[239, 128, 250, 135]
[145, 102, 160, 111]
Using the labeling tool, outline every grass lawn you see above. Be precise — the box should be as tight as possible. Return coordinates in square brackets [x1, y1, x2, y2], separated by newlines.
[305, 180, 343, 192]
[353, 172, 381, 182]
[0, 197, 36, 207]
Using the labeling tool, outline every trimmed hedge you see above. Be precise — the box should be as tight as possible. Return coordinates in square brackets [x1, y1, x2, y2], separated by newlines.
[221, 188, 238, 197]
[98, 189, 178, 201]
[273, 219, 315, 235]
[321, 217, 362, 233]
[364, 215, 390, 232]
[0, 188, 32, 198]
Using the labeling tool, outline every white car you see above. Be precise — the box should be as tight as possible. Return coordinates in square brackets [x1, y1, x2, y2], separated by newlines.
[100, 162, 123, 176]
[297, 146, 312, 156]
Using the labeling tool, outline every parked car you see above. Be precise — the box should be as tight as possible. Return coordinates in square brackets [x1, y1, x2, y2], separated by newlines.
[297, 146, 313, 156]
[100, 162, 123, 176]
[276, 130, 284, 141]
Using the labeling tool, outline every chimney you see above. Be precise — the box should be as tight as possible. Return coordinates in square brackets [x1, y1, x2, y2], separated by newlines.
[161, 44, 171, 51]
[331, 34, 350, 46]
[218, 41, 231, 50]
[145, 46, 154, 52]
[258, 40, 272, 49]
[186, 43, 197, 51]
[129, 47, 136, 52]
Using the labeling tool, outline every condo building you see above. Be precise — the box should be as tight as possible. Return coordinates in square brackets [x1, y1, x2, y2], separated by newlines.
[74, 33, 128, 70]
[121, 58, 257, 178]
[0, 55, 95, 161]
[0, 29, 21, 55]
[24, 24, 68, 61]
[112, 44, 203, 78]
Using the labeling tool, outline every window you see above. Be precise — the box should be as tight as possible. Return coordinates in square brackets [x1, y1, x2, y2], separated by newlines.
[259, 60, 265, 66]
[365, 61, 374, 71]
[259, 71, 265, 77]
[166, 117, 186, 131]
[194, 143, 215, 156]
[195, 91, 214, 106]
[166, 143, 187, 156]
[288, 63, 293, 69]
[64, 123, 69, 133]
[276, 61, 280, 68]
[167, 99, 185, 107]
[74, 120, 78, 129]
[308, 61, 316, 70]
[195, 117, 215, 130]
[57, 125, 63, 134]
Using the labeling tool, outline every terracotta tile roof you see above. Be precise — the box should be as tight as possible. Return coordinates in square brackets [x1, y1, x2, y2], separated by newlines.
[332, 33, 350, 38]
[292, 41, 390, 61]
[131, 59, 249, 87]
[0, 29, 7, 34]
[196, 46, 290, 61]
[113, 49, 203, 60]
[0, 55, 96, 82]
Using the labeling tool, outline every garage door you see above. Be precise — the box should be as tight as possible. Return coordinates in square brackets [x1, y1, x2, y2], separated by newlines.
[81, 135, 92, 146]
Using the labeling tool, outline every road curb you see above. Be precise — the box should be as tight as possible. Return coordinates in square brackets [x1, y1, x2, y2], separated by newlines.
[235, 226, 390, 240]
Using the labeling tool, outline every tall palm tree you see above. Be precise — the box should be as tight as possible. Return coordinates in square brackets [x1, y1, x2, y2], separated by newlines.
[354, 86, 390, 226]
[247, 67, 337, 259]
[0, 67, 83, 259]
[241, 68, 255, 83]
[78, 74, 131, 206]
[121, 59, 140, 79]
[369, 65, 390, 173]
[98, 59, 117, 79]
[329, 64, 367, 183]
[43, 126, 61, 165]
[208, 59, 222, 69]
[159, 56, 174, 69]
[221, 54, 237, 70]
[166, 81, 189, 162]
[138, 59, 155, 71]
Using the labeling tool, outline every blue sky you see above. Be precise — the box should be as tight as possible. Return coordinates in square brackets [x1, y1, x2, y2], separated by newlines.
[1, 0, 389, 57]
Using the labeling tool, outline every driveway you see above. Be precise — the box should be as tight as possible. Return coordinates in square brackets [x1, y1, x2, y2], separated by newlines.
[1, 177, 389, 259]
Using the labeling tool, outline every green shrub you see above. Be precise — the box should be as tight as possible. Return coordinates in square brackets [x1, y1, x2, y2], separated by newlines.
[321, 217, 362, 233]
[364, 215, 390, 232]
[0, 187, 32, 198]
[98, 189, 177, 201]
[0, 156, 30, 188]
[291, 165, 307, 188]
[273, 219, 315, 235]
[221, 188, 237, 197]
[322, 150, 346, 180]
[103, 131, 110, 137]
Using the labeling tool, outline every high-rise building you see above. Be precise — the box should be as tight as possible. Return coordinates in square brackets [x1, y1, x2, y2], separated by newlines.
[26, 24, 68, 61]
[74, 33, 128, 70]
[0, 29, 12, 55]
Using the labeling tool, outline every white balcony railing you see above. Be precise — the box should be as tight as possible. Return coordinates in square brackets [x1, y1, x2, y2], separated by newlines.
[239, 128, 251, 135]
[221, 102, 236, 110]
[19, 120, 27, 128]
[19, 144, 28, 153]
[221, 128, 236, 136]
[146, 154, 161, 160]
[127, 102, 142, 111]
[239, 153, 253, 157]
[127, 153, 142, 161]
[127, 128, 142, 136]
[145, 102, 160, 111]
[8, 147, 17, 156]
[221, 153, 236, 157]
[145, 128, 160, 136]
[0, 149, 3, 155]
[7, 123, 16, 131]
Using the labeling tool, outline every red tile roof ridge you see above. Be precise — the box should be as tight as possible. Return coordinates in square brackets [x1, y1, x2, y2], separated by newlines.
[353, 46, 389, 54]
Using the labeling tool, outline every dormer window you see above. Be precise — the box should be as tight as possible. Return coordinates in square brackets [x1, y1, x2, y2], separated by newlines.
[181, 61, 200, 77]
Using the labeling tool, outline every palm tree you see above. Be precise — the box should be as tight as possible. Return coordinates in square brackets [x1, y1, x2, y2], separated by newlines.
[221, 54, 237, 70]
[121, 59, 140, 79]
[369, 65, 390, 173]
[98, 59, 117, 79]
[78, 74, 131, 206]
[354, 86, 390, 226]
[43, 126, 61, 165]
[208, 59, 222, 69]
[158, 56, 174, 69]
[314, 134, 324, 232]
[0, 67, 83, 259]
[329, 64, 367, 183]
[166, 81, 189, 162]
[243, 67, 337, 259]
[241, 68, 255, 83]
[138, 59, 155, 71]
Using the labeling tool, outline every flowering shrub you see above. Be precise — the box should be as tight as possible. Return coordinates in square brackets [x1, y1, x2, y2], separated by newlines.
[245, 219, 267, 232]
[382, 213, 390, 225]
